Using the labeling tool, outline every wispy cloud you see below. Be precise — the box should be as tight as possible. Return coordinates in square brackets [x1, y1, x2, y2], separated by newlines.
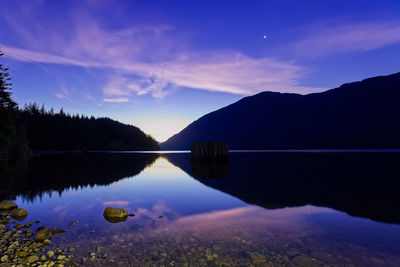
[292, 20, 400, 58]
[2, 2, 400, 101]
[4, 45, 315, 97]
[103, 97, 129, 103]
[53, 87, 71, 101]
[0, 5, 320, 99]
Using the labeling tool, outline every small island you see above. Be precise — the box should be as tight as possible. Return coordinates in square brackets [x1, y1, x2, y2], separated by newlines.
[190, 141, 229, 162]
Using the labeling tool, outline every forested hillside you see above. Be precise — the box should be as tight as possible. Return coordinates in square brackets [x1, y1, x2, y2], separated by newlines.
[19, 103, 160, 151]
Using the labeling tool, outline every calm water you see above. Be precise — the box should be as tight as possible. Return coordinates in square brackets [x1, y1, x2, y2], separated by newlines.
[3, 152, 400, 266]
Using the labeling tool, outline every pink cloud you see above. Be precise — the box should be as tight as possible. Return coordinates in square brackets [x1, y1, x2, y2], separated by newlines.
[103, 200, 130, 206]
[3, 44, 317, 98]
[103, 97, 129, 103]
[1, 8, 320, 99]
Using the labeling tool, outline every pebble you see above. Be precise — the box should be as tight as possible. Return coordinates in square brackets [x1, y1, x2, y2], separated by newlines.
[57, 255, 66, 260]
[47, 250, 55, 259]
[26, 255, 39, 263]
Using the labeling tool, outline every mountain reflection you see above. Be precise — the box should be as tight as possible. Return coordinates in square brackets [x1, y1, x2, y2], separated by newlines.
[3, 152, 400, 224]
[165, 152, 400, 224]
[0, 153, 158, 201]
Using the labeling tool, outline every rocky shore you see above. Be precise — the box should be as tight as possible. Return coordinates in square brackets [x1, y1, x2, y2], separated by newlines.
[0, 200, 78, 267]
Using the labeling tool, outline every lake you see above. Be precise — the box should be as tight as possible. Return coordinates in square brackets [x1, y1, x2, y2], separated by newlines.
[2, 151, 400, 266]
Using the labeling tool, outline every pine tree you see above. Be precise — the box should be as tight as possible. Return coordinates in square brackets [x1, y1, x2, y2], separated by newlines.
[0, 49, 29, 159]
[0, 50, 16, 109]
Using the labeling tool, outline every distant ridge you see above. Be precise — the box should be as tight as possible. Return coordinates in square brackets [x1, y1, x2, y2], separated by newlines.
[162, 72, 400, 150]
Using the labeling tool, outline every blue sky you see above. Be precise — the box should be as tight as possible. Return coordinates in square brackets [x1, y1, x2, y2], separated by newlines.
[1, 0, 400, 141]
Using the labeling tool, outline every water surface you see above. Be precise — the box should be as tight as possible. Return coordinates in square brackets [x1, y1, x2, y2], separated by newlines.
[3, 152, 400, 266]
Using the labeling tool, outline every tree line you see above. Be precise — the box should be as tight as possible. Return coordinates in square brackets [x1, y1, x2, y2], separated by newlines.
[0, 50, 159, 160]
[19, 103, 159, 151]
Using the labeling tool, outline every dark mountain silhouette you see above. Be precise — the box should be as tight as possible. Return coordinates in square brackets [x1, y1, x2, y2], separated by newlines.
[162, 72, 400, 150]
[165, 152, 400, 224]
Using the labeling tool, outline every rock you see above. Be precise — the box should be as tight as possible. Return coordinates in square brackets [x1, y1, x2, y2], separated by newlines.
[127, 213, 135, 217]
[103, 207, 128, 223]
[34, 228, 52, 242]
[25, 230, 33, 237]
[15, 224, 24, 229]
[69, 221, 78, 226]
[26, 255, 39, 264]
[43, 239, 52, 245]
[103, 207, 127, 218]
[47, 250, 56, 259]
[11, 209, 28, 221]
[0, 224, 5, 232]
[206, 254, 214, 261]
[0, 200, 17, 210]
[68, 247, 75, 253]
[158, 215, 164, 219]
[50, 228, 66, 236]
[0, 255, 8, 262]
[16, 251, 29, 257]
[247, 252, 266, 264]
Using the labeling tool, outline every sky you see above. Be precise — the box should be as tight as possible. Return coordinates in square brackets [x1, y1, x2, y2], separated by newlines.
[1, 0, 400, 142]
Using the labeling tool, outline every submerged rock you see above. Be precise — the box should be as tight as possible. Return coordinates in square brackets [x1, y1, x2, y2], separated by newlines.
[14, 224, 24, 229]
[34, 227, 52, 242]
[25, 230, 33, 237]
[51, 228, 67, 236]
[104, 216, 127, 224]
[103, 207, 128, 223]
[0, 200, 17, 210]
[11, 208, 28, 221]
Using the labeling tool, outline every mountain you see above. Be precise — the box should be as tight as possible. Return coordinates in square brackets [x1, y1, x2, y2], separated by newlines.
[162, 72, 400, 150]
